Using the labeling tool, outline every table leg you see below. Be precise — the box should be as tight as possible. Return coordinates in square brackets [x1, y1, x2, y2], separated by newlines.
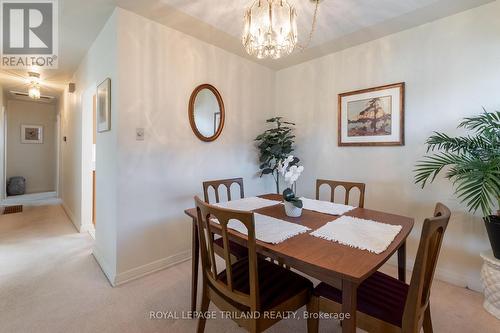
[398, 241, 406, 283]
[191, 218, 199, 313]
[342, 279, 358, 333]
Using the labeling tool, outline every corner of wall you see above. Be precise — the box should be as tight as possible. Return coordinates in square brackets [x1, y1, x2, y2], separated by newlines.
[92, 246, 117, 286]
[61, 200, 82, 232]
[59, 7, 120, 286]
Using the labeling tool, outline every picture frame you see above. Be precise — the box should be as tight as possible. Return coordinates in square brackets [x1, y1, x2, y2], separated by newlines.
[21, 125, 43, 144]
[213, 112, 221, 135]
[97, 78, 111, 133]
[338, 82, 405, 146]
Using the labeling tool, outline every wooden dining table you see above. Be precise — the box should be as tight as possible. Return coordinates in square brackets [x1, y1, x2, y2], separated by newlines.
[184, 194, 414, 333]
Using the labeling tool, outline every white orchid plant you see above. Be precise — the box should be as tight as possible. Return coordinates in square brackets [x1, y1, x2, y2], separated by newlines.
[278, 155, 304, 208]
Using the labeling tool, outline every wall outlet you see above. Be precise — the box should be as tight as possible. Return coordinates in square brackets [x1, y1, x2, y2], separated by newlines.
[136, 128, 145, 141]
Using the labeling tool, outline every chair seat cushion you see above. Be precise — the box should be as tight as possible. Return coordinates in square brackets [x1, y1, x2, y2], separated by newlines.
[314, 271, 409, 327]
[213, 237, 248, 258]
[218, 257, 313, 311]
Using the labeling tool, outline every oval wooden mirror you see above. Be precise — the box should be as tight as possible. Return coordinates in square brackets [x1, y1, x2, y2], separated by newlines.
[189, 84, 225, 142]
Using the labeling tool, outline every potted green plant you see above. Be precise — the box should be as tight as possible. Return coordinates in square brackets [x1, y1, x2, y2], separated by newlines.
[255, 117, 299, 193]
[414, 110, 500, 258]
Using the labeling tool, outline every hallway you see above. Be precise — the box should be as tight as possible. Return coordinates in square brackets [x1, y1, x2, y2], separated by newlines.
[0, 205, 498, 333]
[0, 205, 196, 333]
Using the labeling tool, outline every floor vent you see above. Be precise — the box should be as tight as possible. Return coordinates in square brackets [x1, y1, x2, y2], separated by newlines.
[3, 205, 23, 214]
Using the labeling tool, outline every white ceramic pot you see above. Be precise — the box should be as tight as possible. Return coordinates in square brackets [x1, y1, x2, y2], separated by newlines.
[284, 201, 303, 217]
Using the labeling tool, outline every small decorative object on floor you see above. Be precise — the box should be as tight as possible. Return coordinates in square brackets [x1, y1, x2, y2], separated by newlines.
[7, 177, 26, 196]
[481, 250, 500, 319]
[278, 155, 304, 217]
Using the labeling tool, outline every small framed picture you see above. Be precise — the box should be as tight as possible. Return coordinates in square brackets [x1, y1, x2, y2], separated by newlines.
[338, 82, 405, 146]
[97, 78, 111, 133]
[21, 125, 43, 144]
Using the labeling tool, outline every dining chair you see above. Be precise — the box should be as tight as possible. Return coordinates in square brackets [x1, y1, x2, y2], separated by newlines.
[202, 177, 248, 259]
[203, 177, 245, 204]
[194, 196, 314, 333]
[307, 203, 451, 333]
[316, 179, 366, 208]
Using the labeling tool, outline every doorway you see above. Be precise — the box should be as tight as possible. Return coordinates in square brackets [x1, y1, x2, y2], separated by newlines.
[92, 95, 96, 227]
[2, 97, 59, 205]
[81, 84, 97, 237]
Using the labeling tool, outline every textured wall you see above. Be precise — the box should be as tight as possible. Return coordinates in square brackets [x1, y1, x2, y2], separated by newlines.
[275, 1, 500, 291]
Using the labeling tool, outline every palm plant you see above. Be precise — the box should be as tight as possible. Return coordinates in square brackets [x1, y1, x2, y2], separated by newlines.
[414, 110, 500, 218]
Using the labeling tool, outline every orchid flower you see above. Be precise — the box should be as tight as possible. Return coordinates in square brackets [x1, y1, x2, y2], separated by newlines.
[284, 164, 304, 185]
[280, 155, 304, 209]
[278, 155, 295, 176]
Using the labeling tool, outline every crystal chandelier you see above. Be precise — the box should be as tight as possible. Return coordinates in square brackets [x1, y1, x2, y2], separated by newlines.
[242, 0, 298, 59]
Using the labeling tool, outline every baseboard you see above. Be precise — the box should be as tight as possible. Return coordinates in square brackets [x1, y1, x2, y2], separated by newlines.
[2, 191, 59, 206]
[61, 201, 82, 232]
[114, 250, 191, 286]
[87, 225, 96, 239]
[387, 257, 483, 293]
[92, 247, 117, 287]
[79, 222, 94, 234]
[434, 266, 482, 293]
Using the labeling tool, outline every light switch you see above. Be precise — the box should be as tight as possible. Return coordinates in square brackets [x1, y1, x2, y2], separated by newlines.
[136, 128, 145, 141]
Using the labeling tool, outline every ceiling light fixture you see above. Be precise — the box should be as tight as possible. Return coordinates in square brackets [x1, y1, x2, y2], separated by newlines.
[27, 72, 41, 99]
[28, 85, 41, 99]
[242, 0, 320, 60]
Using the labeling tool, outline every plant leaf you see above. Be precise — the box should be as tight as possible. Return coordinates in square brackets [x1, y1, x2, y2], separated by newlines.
[262, 168, 274, 175]
[283, 188, 295, 200]
[414, 109, 500, 216]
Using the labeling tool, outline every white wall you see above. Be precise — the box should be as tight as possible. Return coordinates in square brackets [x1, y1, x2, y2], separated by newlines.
[112, 8, 275, 282]
[6, 100, 57, 194]
[63, 2, 499, 290]
[0, 88, 6, 198]
[60, 11, 118, 281]
[61, 8, 275, 285]
[275, 1, 500, 291]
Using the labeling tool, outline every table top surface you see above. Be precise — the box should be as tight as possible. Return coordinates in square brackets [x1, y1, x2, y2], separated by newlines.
[185, 194, 414, 283]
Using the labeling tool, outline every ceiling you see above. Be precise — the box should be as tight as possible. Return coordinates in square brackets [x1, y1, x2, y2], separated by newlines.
[0, 0, 115, 96]
[0, 0, 494, 95]
[161, 0, 440, 48]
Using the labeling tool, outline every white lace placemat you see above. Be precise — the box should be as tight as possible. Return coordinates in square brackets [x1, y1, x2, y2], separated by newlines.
[300, 197, 355, 216]
[211, 213, 310, 244]
[213, 197, 281, 211]
[310, 216, 402, 254]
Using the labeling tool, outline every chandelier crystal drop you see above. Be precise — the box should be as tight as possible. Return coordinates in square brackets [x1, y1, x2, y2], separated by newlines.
[242, 0, 298, 60]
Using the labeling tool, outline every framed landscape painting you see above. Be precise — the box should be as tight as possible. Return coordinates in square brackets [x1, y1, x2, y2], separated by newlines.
[338, 82, 405, 146]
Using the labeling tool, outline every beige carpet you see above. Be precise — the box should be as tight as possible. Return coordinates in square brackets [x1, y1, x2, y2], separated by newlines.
[0, 205, 498, 333]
